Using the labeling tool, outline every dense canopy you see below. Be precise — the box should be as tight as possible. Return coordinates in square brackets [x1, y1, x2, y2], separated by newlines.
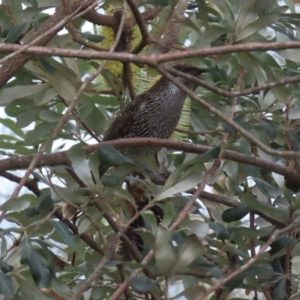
[1, 0, 300, 299]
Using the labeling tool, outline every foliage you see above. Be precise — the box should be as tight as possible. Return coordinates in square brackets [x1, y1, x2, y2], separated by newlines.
[1, 0, 300, 300]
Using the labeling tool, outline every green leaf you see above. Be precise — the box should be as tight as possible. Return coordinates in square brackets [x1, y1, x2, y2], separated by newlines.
[172, 286, 206, 299]
[253, 177, 282, 198]
[42, 58, 78, 101]
[28, 250, 52, 288]
[161, 201, 176, 228]
[101, 175, 123, 187]
[17, 107, 41, 128]
[271, 278, 287, 300]
[154, 0, 170, 6]
[194, 25, 228, 48]
[17, 276, 52, 300]
[37, 192, 54, 213]
[0, 194, 36, 212]
[133, 229, 155, 249]
[21, 236, 33, 260]
[239, 194, 288, 223]
[213, 0, 234, 25]
[4, 22, 29, 43]
[0, 84, 50, 105]
[154, 227, 176, 277]
[179, 220, 209, 238]
[222, 205, 253, 223]
[142, 211, 158, 233]
[26, 0, 38, 8]
[1, 237, 7, 263]
[210, 222, 230, 240]
[129, 276, 156, 293]
[0, 260, 13, 274]
[235, 0, 274, 33]
[156, 170, 204, 201]
[24, 122, 56, 145]
[288, 107, 300, 120]
[50, 220, 80, 252]
[97, 144, 134, 166]
[0, 272, 14, 298]
[174, 236, 207, 270]
[237, 6, 288, 41]
[78, 31, 105, 43]
[39, 110, 61, 123]
[0, 118, 24, 138]
[197, 145, 221, 162]
[68, 147, 96, 188]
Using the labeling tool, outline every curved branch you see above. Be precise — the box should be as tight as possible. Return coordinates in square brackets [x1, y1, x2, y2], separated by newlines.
[0, 138, 298, 183]
[166, 65, 300, 98]
[2, 41, 300, 64]
[82, 4, 163, 27]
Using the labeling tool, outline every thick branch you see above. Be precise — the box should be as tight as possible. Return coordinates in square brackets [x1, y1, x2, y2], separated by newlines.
[2, 41, 300, 64]
[0, 138, 298, 183]
[82, 4, 163, 27]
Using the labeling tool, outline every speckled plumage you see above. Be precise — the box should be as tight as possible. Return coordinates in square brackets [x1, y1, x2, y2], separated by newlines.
[103, 64, 204, 159]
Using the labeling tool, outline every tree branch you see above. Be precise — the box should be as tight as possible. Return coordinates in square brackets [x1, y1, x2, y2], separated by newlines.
[165, 65, 300, 98]
[2, 41, 300, 64]
[0, 138, 298, 180]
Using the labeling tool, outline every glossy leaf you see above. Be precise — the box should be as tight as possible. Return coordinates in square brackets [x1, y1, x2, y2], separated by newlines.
[0, 272, 14, 298]
[4, 22, 29, 43]
[78, 31, 105, 43]
[222, 205, 253, 223]
[154, 227, 176, 277]
[97, 144, 134, 166]
[174, 236, 207, 270]
[50, 220, 80, 252]
[129, 276, 156, 293]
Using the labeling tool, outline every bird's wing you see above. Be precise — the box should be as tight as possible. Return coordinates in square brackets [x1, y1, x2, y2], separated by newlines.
[103, 99, 141, 141]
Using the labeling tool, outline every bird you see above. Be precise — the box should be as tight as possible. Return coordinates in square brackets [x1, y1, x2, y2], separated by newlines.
[100, 64, 205, 260]
[63, 64, 205, 253]
[101, 63, 206, 173]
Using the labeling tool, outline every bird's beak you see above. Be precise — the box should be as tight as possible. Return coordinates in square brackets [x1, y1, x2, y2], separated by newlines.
[192, 67, 208, 76]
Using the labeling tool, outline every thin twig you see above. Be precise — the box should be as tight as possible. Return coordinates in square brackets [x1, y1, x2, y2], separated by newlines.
[3, 41, 300, 63]
[165, 65, 300, 98]
[127, 0, 152, 53]
[70, 255, 112, 300]
[60, 97, 102, 143]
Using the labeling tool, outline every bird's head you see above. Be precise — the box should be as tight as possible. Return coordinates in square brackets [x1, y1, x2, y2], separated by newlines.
[144, 63, 206, 100]
[172, 63, 206, 75]
[170, 63, 206, 88]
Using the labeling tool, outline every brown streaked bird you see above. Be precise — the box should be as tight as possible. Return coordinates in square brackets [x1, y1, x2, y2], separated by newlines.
[101, 63, 206, 172]
[62, 64, 204, 221]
